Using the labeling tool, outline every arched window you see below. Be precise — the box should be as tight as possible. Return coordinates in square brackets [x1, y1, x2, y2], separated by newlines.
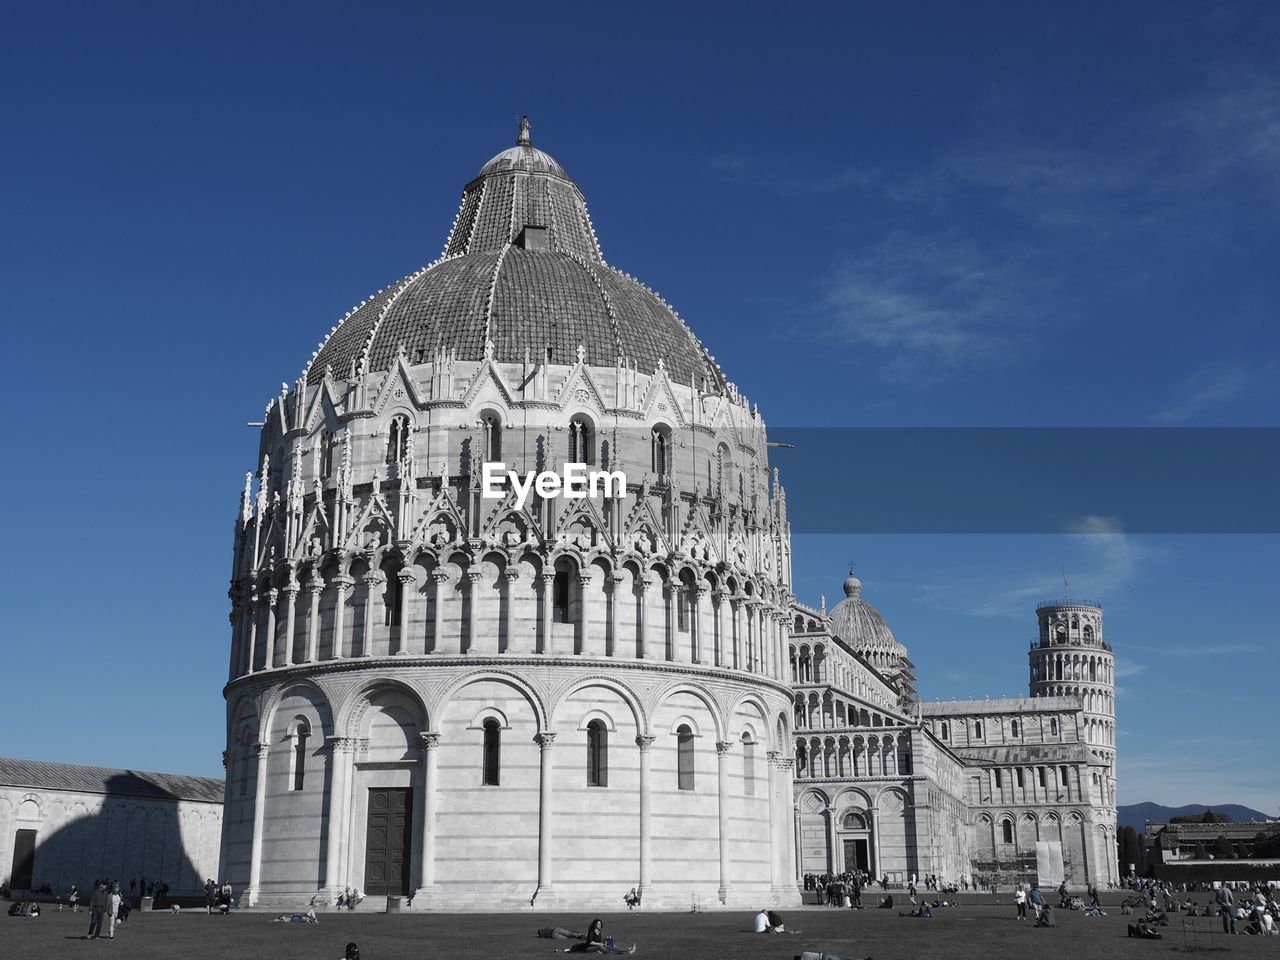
[319, 429, 333, 480]
[568, 416, 595, 465]
[1050, 717, 1059, 736]
[1010, 719, 1019, 737]
[1015, 768, 1024, 788]
[940, 721, 950, 741]
[1001, 819, 1014, 844]
[651, 426, 670, 480]
[386, 415, 409, 464]
[553, 570, 570, 623]
[587, 720, 608, 787]
[676, 724, 694, 790]
[482, 718, 501, 786]
[741, 733, 756, 797]
[384, 571, 402, 627]
[290, 721, 310, 791]
[1083, 623, 1094, 641]
[973, 720, 984, 739]
[481, 412, 502, 463]
[995, 769, 1003, 789]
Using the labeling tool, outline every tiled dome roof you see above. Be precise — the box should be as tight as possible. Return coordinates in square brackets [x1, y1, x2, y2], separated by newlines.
[828, 569, 907, 662]
[305, 119, 727, 391]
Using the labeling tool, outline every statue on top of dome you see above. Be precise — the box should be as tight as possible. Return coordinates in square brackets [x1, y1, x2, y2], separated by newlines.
[517, 115, 532, 147]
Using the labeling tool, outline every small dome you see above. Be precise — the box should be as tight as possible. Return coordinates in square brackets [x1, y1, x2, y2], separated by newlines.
[477, 144, 569, 180]
[828, 570, 906, 663]
[843, 567, 862, 598]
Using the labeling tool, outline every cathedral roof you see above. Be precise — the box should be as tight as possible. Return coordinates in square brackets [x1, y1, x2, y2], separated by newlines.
[827, 568, 907, 662]
[0, 757, 224, 804]
[305, 118, 727, 391]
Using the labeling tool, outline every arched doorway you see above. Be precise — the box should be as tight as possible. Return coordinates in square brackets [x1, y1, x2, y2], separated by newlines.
[839, 810, 873, 875]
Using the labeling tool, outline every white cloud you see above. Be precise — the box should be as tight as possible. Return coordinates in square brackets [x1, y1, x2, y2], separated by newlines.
[1148, 364, 1260, 425]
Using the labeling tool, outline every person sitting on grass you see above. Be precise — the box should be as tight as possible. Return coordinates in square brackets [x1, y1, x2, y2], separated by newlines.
[876, 895, 894, 909]
[623, 888, 641, 909]
[1128, 921, 1162, 939]
[560, 918, 636, 954]
[753, 909, 787, 933]
[1034, 905, 1056, 927]
[899, 901, 932, 918]
[338, 943, 360, 960]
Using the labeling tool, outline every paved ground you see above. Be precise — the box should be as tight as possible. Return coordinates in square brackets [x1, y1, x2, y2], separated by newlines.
[4, 899, 1268, 960]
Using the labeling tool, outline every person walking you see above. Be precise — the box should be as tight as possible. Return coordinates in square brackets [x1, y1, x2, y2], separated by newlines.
[1030, 885, 1044, 920]
[1014, 885, 1028, 920]
[86, 881, 108, 939]
[106, 883, 122, 939]
[1216, 886, 1236, 934]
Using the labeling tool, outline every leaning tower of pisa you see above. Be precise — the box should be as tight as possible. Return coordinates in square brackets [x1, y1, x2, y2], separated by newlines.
[1030, 600, 1114, 770]
[1029, 599, 1117, 879]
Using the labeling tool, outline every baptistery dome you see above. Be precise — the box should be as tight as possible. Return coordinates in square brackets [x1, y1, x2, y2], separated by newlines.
[305, 121, 726, 392]
[223, 120, 798, 913]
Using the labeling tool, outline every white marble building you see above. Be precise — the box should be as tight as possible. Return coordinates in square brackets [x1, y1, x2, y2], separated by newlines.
[222, 120, 799, 910]
[0, 758, 223, 895]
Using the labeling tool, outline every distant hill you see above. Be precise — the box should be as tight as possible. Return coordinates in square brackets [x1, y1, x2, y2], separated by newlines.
[1118, 802, 1272, 831]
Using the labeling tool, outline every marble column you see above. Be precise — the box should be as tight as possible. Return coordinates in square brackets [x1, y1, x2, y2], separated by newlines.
[360, 572, 380, 657]
[430, 571, 449, 653]
[690, 586, 705, 664]
[825, 805, 837, 874]
[281, 581, 299, 666]
[306, 580, 323, 663]
[414, 732, 440, 900]
[331, 575, 353, 659]
[501, 570, 519, 653]
[535, 732, 556, 898]
[323, 737, 353, 897]
[264, 589, 278, 668]
[636, 735, 655, 898]
[710, 591, 723, 667]
[662, 582, 675, 661]
[635, 577, 651, 659]
[716, 740, 731, 903]
[394, 568, 414, 655]
[607, 573, 623, 657]
[245, 743, 270, 906]
[539, 573, 555, 654]
[464, 570, 482, 654]
[577, 574, 594, 655]
[730, 599, 741, 670]
[766, 751, 781, 892]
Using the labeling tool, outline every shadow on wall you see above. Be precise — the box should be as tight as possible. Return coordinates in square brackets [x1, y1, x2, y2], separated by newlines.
[7, 774, 218, 896]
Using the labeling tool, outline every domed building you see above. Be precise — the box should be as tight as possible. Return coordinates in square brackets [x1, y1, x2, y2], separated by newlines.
[221, 119, 800, 910]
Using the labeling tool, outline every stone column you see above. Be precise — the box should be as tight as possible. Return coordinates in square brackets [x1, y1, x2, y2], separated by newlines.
[781, 759, 797, 886]
[607, 573, 623, 657]
[360, 572, 380, 657]
[636, 577, 651, 659]
[716, 740, 732, 904]
[264, 589, 278, 668]
[464, 570, 482, 654]
[306, 579, 323, 663]
[535, 732, 556, 899]
[245, 743, 270, 906]
[323, 737, 353, 897]
[690, 585, 705, 664]
[331, 575, 353, 659]
[501, 569, 519, 653]
[766, 751, 782, 892]
[430, 571, 449, 653]
[539, 573, 555, 654]
[281, 580, 299, 667]
[869, 808, 881, 880]
[636, 735, 655, 899]
[710, 591, 724, 666]
[824, 805, 837, 874]
[394, 568, 414, 655]
[662, 582, 675, 661]
[577, 573, 594, 655]
[414, 732, 440, 901]
[730, 599, 741, 670]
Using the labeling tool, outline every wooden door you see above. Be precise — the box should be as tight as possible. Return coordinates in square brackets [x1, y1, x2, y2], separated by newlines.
[364, 788, 411, 896]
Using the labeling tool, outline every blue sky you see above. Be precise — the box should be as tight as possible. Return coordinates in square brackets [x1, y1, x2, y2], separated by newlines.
[2, 2, 1276, 813]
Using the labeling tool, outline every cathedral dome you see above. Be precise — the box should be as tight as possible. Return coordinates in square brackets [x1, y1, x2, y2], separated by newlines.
[828, 568, 907, 664]
[305, 118, 726, 393]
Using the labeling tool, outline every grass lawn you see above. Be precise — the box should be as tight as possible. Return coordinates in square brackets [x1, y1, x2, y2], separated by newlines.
[5, 898, 1267, 960]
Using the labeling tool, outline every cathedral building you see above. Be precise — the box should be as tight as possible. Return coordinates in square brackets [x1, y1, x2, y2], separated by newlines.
[791, 578, 1118, 888]
[219, 120, 1117, 910]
